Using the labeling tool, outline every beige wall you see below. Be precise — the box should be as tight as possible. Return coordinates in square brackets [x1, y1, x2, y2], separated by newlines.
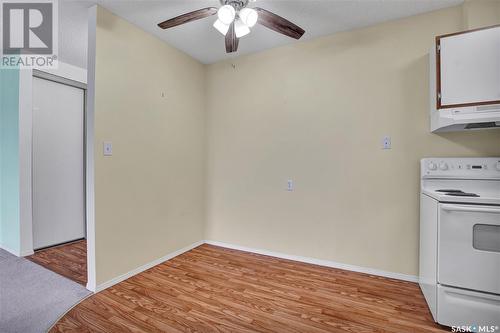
[92, 1, 500, 284]
[94, 7, 206, 284]
[462, 0, 500, 29]
[204, 3, 500, 276]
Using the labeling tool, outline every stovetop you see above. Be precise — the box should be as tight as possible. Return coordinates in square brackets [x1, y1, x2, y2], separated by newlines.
[421, 158, 500, 206]
[422, 188, 500, 205]
[435, 189, 480, 197]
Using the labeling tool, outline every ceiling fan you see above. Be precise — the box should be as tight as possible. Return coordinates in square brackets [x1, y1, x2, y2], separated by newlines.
[157, 0, 305, 53]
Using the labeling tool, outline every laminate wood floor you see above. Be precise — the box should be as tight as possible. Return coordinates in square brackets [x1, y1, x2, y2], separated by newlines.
[27, 239, 87, 285]
[51, 244, 447, 332]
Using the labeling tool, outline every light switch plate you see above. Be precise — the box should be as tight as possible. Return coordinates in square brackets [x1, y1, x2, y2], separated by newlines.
[287, 179, 294, 191]
[103, 142, 113, 156]
[382, 136, 391, 149]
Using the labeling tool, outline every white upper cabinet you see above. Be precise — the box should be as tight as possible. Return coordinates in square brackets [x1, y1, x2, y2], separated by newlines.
[437, 26, 500, 108]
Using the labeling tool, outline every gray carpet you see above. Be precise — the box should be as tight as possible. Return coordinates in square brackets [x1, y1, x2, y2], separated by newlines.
[0, 248, 91, 333]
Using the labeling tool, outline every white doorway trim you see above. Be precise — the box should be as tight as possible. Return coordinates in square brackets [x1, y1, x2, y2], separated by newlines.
[18, 61, 96, 292]
[19, 69, 34, 257]
[85, 5, 97, 292]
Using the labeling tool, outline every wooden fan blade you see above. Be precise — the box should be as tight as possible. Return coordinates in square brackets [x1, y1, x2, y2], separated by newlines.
[254, 7, 305, 40]
[225, 22, 239, 53]
[158, 7, 217, 29]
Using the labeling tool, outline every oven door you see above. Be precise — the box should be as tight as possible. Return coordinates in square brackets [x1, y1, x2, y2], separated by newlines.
[438, 204, 500, 294]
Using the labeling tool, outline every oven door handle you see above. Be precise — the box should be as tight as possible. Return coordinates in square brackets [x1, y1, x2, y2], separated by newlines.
[441, 204, 500, 214]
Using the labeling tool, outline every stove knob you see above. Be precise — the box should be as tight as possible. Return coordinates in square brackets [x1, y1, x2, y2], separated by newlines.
[439, 162, 448, 171]
[428, 162, 437, 170]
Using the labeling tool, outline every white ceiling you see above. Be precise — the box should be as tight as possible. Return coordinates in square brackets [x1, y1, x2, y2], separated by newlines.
[60, 0, 463, 66]
[96, 0, 463, 64]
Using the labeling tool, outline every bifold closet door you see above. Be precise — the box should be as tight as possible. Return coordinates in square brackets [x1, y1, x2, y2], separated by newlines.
[32, 76, 85, 250]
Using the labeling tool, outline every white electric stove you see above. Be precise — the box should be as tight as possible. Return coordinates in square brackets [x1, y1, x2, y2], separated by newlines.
[419, 157, 500, 328]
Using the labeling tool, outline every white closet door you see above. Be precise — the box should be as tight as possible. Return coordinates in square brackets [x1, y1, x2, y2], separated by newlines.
[32, 76, 85, 249]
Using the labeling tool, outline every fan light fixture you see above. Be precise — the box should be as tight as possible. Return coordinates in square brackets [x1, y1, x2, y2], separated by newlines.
[213, 19, 230, 35]
[239, 8, 258, 27]
[217, 5, 236, 25]
[157, 1, 305, 54]
[214, 6, 255, 38]
[234, 19, 250, 38]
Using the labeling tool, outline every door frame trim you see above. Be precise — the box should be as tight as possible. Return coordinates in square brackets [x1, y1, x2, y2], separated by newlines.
[33, 70, 87, 90]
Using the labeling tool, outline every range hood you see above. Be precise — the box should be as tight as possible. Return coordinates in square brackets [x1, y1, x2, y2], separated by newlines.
[430, 26, 500, 133]
[430, 102, 500, 132]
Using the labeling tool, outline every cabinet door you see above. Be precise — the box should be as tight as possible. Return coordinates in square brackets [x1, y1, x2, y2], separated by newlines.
[437, 25, 500, 108]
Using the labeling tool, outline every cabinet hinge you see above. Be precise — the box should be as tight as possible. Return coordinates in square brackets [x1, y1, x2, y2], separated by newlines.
[438, 92, 441, 100]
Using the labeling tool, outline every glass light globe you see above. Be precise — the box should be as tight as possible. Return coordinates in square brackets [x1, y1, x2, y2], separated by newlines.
[239, 8, 258, 27]
[234, 19, 250, 38]
[213, 19, 230, 36]
[217, 5, 236, 25]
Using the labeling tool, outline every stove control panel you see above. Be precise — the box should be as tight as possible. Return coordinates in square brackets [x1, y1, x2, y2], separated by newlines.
[422, 158, 500, 178]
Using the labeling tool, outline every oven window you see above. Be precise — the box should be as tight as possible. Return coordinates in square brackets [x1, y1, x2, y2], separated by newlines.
[473, 224, 500, 253]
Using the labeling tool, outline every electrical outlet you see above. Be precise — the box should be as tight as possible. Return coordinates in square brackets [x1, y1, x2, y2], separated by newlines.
[382, 136, 391, 150]
[103, 142, 113, 156]
[287, 179, 294, 191]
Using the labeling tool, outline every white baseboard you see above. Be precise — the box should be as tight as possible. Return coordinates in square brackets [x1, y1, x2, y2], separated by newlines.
[95, 240, 204, 292]
[0, 243, 34, 257]
[204, 240, 418, 283]
[94, 239, 417, 294]
[20, 249, 34, 257]
[0, 244, 20, 257]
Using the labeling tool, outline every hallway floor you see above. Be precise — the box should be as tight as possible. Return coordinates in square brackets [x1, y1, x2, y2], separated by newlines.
[27, 239, 87, 285]
[0, 248, 90, 333]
